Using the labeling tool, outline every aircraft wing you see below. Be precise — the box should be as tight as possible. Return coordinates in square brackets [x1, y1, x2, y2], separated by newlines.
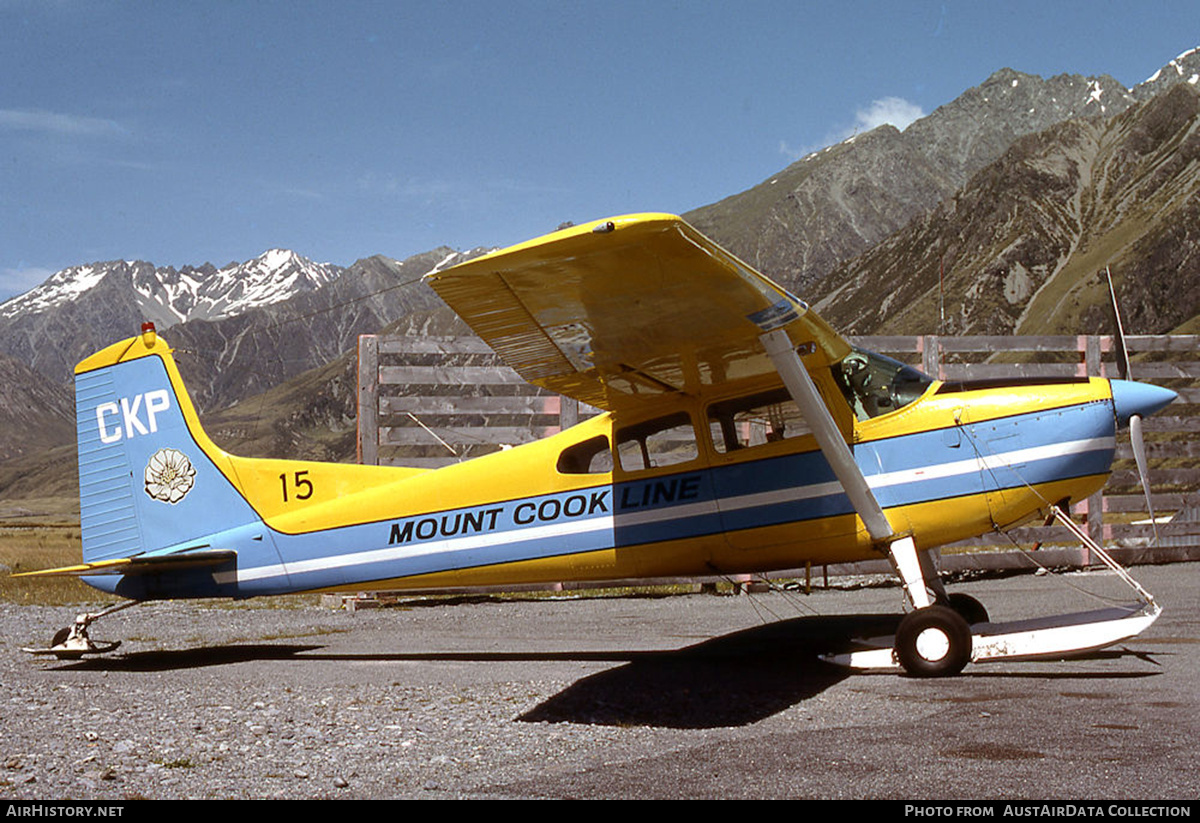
[425, 213, 852, 411]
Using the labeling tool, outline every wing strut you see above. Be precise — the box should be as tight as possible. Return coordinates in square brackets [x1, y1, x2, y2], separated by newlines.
[758, 329, 932, 609]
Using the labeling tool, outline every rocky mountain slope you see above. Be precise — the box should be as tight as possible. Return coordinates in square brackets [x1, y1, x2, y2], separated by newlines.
[0, 250, 344, 375]
[685, 47, 1200, 297]
[0, 249, 343, 328]
[0, 248, 457, 407]
[812, 83, 1200, 337]
[159, 250, 457, 410]
[0, 307, 470, 507]
[684, 70, 1135, 294]
[0, 352, 72, 463]
[1134, 46, 1200, 101]
[0, 249, 462, 504]
[200, 307, 470, 462]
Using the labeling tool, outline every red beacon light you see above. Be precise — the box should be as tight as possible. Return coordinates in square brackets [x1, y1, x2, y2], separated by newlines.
[141, 321, 157, 347]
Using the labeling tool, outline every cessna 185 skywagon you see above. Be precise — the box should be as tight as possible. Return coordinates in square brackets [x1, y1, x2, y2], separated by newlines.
[20, 214, 1177, 676]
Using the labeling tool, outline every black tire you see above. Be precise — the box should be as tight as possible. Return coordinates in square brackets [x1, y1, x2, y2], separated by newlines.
[50, 627, 71, 648]
[946, 593, 989, 626]
[895, 605, 972, 678]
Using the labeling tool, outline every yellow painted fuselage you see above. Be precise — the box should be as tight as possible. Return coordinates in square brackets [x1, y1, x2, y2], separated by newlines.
[72, 335, 1117, 600]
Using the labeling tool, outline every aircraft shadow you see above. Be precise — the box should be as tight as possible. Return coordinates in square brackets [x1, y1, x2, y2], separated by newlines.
[512, 618, 1165, 727]
[56, 644, 324, 672]
[515, 612, 899, 729]
[46, 614, 1160, 726]
[50, 613, 894, 727]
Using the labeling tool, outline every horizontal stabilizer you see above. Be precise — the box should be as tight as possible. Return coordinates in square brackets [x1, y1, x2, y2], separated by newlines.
[14, 549, 236, 578]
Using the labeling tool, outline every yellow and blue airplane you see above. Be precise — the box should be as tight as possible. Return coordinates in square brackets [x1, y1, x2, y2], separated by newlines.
[20, 214, 1177, 676]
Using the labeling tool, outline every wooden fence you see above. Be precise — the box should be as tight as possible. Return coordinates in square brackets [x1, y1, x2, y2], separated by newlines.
[357, 333, 1200, 550]
[357, 334, 582, 469]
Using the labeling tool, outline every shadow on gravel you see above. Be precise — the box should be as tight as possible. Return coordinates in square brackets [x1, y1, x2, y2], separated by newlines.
[54, 644, 323, 672]
[40, 615, 1161, 726]
[516, 612, 901, 728]
[45, 613, 894, 725]
[514, 615, 1164, 727]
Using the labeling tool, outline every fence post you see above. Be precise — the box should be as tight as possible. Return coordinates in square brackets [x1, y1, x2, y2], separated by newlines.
[560, 396, 579, 429]
[922, 335, 941, 379]
[1084, 335, 1104, 548]
[357, 334, 379, 466]
[1083, 335, 1101, 376]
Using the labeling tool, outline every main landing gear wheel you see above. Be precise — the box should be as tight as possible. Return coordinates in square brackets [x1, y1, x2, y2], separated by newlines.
[945, 593, 989, 626]
[895, 605, 972, 678]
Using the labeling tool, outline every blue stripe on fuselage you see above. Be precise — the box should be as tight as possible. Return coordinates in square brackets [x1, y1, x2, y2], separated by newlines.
[713, 400, 1114, 532]
[205, 399, 1117, 595]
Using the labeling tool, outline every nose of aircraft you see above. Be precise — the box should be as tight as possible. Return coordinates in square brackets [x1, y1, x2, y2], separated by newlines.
[1110, 379, 1178, 427]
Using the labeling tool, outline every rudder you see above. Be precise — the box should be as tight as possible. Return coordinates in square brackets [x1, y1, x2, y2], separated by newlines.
[75, 328, 261, 563]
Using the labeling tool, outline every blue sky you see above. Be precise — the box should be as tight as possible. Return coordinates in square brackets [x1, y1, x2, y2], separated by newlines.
[1, 0, 1198, 300]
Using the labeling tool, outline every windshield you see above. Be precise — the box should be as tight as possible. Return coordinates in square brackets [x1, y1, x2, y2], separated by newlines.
[833, 348, 933, 421]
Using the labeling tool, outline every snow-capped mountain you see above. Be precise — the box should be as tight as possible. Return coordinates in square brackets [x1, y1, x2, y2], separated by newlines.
[0, 242, 458, 408]
[0, 249, 344, 328]
[1134, 46, 1200, 100]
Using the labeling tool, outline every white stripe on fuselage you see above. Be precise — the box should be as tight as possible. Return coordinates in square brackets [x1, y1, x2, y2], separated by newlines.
[707, 436, 1114, 516]
[221, 435, 1114, 586]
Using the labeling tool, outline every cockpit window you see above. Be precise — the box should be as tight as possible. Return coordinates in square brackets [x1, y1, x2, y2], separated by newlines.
[833, 348, 932, 421]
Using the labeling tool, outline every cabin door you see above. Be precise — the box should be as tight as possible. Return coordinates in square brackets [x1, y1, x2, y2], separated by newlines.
[705, 387, 859, 552]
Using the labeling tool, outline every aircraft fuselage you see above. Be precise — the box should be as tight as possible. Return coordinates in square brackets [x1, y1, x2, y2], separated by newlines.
[77, 344, 1125, 601]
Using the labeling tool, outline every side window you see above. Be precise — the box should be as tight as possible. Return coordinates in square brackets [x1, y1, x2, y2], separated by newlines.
[557, 436, 613, 474]
[616, 412, 699, 472]
[707, 388, 811, 454]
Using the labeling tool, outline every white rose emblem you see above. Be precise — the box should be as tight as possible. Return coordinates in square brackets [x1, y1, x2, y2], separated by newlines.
[144, 448, 196, 504]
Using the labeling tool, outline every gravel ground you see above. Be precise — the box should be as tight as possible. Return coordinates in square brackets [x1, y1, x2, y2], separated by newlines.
[1, 597, 764, 799]
[2, 564, 1198, 800]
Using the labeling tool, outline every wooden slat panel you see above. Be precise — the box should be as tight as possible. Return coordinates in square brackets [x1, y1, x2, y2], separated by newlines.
[357, 335, 379, 467]
[380, 426, 560, 445]
[1109, 468, 1200, 485]
[938, 363, 1084, 379]
[1140, 417, 1200, 432]
[379, 336, 495, 355]
[1102, 493, 1200, 513]
[379, 366, 530, 385]
[938, 335, 1083, 353]
[1105, 521, 1200, 538]
[1116, 442, 1200, 459]
[849, 336, 923, 352]
[948, 525, 1080, 545]
[1123, 335, 1200, 352]
[381, 395, 560, 416]
[1120, 363, 1200, 379]
[379, 456, 468, 468]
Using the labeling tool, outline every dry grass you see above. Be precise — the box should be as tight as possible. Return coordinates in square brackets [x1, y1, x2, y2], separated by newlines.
[0, 513, 120, 605]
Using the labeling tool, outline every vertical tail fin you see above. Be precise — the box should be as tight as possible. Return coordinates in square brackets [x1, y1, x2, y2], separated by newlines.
[75, 328, 260, 563]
